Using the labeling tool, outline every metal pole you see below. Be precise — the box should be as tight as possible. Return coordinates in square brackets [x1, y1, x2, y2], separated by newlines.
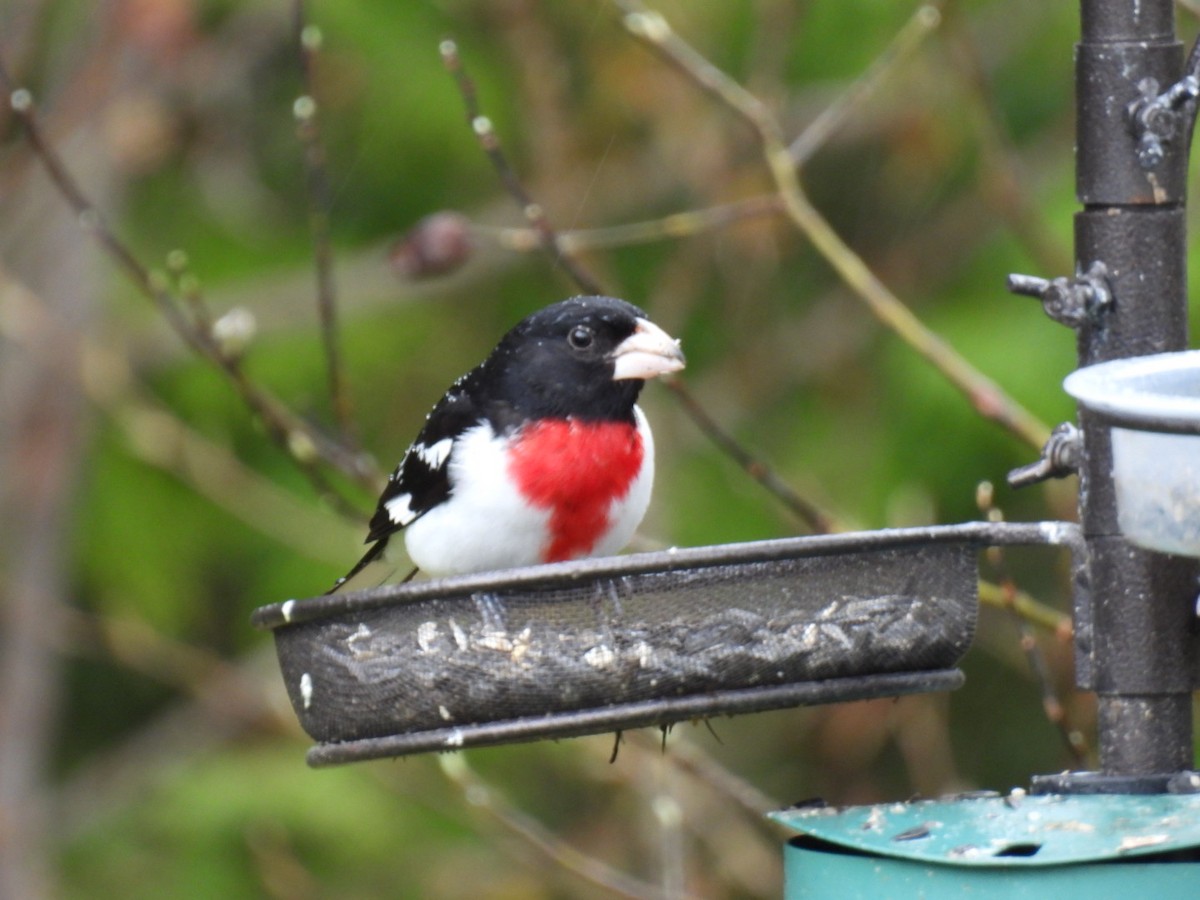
[1074, 0, 1200, 779]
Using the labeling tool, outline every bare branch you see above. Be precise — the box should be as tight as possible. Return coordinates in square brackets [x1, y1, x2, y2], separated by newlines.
[940, 8, 1073, 276]
[441, 39, 837, 528]
[613, 0, 780, 142]
[0, 57, 379, 497]
[479, 194, 785, 254]
[663, 379, 840, 533]
[3, 268, 367, 540]
[615, 0, 1050, 450]
[977, 578, 1071, 639]
[437, 754, 686, 900]
[976, 483, 1089, 766]
[439, 38, 607, 296]
[626, 730, 782, 824]
[292, 0, 357, 441]
[789, 4, 943, 165]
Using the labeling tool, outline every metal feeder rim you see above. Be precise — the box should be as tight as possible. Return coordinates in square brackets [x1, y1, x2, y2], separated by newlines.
[254, 520, 1080, 630]
[304, 669, 965, 766]
[1064, 349, 1200, 434]
[1031, 770, 1200, 796]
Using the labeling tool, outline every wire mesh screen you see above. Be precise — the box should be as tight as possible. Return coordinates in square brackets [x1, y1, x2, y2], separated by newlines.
[254, 527, 995, 762]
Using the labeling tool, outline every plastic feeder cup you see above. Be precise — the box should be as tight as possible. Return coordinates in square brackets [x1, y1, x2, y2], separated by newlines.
[1064, 350, 1200, 557]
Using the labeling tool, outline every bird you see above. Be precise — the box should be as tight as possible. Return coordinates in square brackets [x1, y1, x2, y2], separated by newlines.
[329, 295, 685, 592]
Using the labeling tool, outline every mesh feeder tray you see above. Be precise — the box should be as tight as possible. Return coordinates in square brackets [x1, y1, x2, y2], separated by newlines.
[254, 522, 1076, 765]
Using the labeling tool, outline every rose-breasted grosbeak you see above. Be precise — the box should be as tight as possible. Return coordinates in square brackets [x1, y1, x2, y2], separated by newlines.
[330, 296, 685, 592]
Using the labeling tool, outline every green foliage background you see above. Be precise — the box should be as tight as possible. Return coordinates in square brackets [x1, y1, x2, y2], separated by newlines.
[3, 0, 1198, 896]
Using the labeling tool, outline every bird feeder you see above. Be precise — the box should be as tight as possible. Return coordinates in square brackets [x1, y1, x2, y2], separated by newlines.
[254, 0, 1200, 893]
[773, 791, 1200, 898]
[252, 522, 1075, 766]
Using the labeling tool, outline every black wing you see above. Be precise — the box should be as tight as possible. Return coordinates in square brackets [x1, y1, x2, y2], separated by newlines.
[327, 379, 484, 594]
[364, 377, 483, 543]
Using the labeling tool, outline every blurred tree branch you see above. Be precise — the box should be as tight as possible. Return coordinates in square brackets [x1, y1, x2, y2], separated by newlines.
[440, 38, 608, 296]
[0, 2, 1094, 894]
[0, 56, 380, 509]
[437, 753, 687, 900]
[615, 0, 1050, 450]
[292, 0, 356, 443]
[441, 36, 840, 532]
[0, 167, 106, 900]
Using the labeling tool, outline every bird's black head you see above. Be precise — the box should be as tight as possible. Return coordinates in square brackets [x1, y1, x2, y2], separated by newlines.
[478, 296, 685, 426]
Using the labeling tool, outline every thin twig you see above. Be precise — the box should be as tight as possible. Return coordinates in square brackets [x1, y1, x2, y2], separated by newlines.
[2, 85, 197, 347]
[0, 59, 378, 496]
[292, 0, 356, 441]
[441, 39, 833, 528]
[997, 575, 1090, 766]
[478, 194, 785, 254]
[940, 8, 1072, 277]
[2, 270, 367, 539]
[439, 38, 607, 296]
[112, 399, 365, 554]
[977, 579, 1072, 639]
[58, 608, 231, 698]
[613, 0, 779, 141]
[664, 379, 839, 533]
[618, 730, 784, 897]
[626, 730, 781, 825]
[789, 4, 943, 165]
[976, 484, 1089, 766]
[615, 0, 1050, 450]
[437, 754, 682, 900]
[769, 175, 1049, 448]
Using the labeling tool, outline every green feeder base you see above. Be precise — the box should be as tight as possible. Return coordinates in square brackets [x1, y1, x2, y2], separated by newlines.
[772, 792, 1200, 898]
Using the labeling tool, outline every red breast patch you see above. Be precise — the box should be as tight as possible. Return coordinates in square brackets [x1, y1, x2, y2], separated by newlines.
[507, 419, 644, 562]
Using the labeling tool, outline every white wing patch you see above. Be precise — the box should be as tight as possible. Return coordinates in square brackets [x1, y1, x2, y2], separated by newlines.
[385, 492, 417, 526]
[415, 437, 453, 469]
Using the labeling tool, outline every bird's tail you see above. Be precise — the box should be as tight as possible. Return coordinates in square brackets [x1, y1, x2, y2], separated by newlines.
[326, 538, 418, 594]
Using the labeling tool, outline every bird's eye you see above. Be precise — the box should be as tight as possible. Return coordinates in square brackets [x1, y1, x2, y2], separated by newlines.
[568, 325, 594, 350]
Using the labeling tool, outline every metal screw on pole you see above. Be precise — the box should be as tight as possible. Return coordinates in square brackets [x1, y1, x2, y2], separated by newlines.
[1007, 262, 1112, 329]
[1128, 74, 1200, 169]
[1007, 423, 1081, 489]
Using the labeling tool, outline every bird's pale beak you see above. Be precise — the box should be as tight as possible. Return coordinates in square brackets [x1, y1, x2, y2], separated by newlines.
[611, 318, 686, 381]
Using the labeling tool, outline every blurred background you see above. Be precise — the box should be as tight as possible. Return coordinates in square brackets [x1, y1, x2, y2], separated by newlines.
[2, 0, 1196, 896]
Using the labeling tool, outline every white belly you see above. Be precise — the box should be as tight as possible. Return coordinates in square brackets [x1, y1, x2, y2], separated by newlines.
[404, 410, 654, 576]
